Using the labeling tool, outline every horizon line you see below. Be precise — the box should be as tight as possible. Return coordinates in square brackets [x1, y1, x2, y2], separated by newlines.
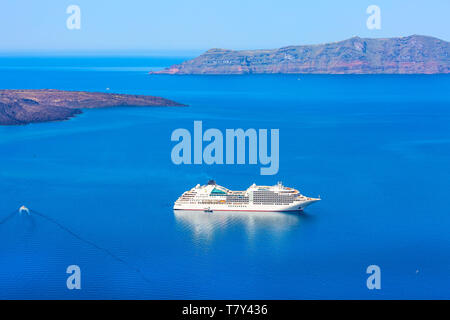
[0, 34, 447, 57]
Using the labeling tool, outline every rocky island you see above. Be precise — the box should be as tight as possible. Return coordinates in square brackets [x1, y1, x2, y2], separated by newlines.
[0, 89, 185, 125]
[151, 35, 450, 74]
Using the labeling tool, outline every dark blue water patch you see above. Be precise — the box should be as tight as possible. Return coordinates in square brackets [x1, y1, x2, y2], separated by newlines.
[0, 60, 449, 299]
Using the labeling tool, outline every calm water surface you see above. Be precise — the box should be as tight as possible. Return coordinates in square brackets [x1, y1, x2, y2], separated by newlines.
[0, 57, 449, 299]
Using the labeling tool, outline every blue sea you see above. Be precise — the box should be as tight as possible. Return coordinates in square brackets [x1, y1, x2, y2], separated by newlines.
[0, 57, 449, 299]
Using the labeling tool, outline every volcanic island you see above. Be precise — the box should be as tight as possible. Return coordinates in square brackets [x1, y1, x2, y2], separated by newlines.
[0, 89, 185, 125]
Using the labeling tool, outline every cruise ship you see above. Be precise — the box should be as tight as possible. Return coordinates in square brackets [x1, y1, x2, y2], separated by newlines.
[174, 180, 320, 212]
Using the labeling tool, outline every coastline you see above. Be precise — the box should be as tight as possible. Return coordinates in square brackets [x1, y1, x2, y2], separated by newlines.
[0, 89, 186, 125]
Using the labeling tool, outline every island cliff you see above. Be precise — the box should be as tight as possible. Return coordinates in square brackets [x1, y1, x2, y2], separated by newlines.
[150, 35, 450, 74]
[0, 89, 185, 125]
[0, 89, 183, 125]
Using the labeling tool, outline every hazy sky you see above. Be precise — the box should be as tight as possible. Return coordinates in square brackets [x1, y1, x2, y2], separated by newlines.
[0, 0, 449, 53]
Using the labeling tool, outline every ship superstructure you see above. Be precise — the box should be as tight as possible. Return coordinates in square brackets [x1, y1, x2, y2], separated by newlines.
[174, 180, 320, 212]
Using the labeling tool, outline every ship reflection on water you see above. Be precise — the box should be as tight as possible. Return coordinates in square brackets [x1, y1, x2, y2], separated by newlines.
[173, 210, 312, 242]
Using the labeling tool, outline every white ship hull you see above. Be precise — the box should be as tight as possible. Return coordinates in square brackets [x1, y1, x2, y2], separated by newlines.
[174, 199, 319, 212]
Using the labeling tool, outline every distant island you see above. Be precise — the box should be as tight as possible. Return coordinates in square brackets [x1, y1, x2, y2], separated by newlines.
[0, 89, 185, 125]
[150, 35, 450, 74]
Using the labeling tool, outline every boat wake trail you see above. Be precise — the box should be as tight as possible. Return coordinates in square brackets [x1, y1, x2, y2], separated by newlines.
[30, 209, 151, 284]
[0, 211, 17, 226]
[1, 208, 151, 284]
